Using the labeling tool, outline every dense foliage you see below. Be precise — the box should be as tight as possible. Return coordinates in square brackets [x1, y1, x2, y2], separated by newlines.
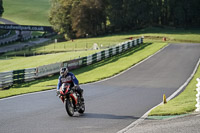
[49, 0, 200, 39]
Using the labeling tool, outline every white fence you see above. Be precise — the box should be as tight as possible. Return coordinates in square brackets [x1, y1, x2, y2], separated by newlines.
[196, 78, 200, 111]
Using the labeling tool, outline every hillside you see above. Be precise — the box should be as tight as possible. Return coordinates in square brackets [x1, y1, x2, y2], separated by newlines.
[3, 0, 50, 26]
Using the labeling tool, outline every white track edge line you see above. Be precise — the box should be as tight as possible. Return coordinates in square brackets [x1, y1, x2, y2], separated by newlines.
[0, 89, 55, 101]
[117, 57, 200, 133]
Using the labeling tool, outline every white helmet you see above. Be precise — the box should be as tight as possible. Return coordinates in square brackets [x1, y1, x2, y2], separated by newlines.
[60, 67, 68, 77]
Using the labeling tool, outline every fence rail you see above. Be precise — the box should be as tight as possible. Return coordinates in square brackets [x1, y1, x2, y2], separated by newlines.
[0, 37, 143, 89]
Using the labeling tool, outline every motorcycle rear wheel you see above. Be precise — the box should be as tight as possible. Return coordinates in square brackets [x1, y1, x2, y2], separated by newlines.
[65, 98, 74, 116]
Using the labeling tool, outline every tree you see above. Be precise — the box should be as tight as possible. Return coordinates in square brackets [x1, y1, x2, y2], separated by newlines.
[107, 0, 124, 31]
[71, 0, 107, 37]
[0, 0, 4, 17]
[149, 0, 162, 25]
[49, 0, 77, 39]
[49, 0, 107, 39]
[49, 0, 200, 39]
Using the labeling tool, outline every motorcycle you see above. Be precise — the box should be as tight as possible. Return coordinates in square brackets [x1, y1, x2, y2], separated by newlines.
[59, 83, 85, 116]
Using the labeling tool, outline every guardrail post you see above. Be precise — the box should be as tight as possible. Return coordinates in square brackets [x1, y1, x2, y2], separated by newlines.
[97, 52, 101, 61]
[13, 69, 25, 84]
[87, 55, 92, 65]
[196, 78, 200, 111]
[0, 73, 2, 88]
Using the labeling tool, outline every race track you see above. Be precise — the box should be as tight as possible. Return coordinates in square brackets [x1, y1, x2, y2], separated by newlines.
[0, 43, 200, 133]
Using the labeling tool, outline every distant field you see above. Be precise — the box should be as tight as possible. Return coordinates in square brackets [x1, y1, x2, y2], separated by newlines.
[3, 0, 50, 26]
[2, 27, 200, 56]
[36, 27, 200, 53]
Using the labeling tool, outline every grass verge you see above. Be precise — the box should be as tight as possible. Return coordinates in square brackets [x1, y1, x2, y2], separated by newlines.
[0, 42, 167, 98]
[0, 50, 100, 72]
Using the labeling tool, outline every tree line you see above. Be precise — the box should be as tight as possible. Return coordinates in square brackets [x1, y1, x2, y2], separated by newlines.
[48, 0, 199, 39]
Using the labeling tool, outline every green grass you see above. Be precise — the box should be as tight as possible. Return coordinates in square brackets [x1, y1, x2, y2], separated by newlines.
[0, 50, 100, 72]
[0, 42, 167, 98]
[35, 27, 200, 52]
[3, 0, 50, 25]
[2, 27, 200, 73]
[149, 64, 200, 116]
[3, 27, 200, 56]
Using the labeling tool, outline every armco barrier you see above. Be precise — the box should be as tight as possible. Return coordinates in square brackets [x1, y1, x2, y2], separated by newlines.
[0, 68, 36, 88]
[0, 30, 11, 39]
[0, 71, 13, 88]
[0, 37, 143, 89]
[36, 62, 62, 78]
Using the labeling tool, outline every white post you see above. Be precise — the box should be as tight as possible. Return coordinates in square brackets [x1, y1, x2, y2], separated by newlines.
[196, 78, 200, 111]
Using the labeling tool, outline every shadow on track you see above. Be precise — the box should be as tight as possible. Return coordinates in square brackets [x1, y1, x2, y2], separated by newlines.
[79, 113, 140, 120]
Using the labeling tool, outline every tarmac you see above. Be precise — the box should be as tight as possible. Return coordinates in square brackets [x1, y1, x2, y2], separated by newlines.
[127, 113, 200, 133]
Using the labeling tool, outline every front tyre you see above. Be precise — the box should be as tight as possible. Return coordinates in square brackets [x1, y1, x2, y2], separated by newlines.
[65, 98, 74, 116]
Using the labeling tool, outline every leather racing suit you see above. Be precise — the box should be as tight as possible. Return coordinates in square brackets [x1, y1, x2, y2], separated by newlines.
[57, 72, 83, 99]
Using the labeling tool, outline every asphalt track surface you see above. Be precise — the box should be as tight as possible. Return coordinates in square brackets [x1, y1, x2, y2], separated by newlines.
[128, 113, 200, 133]
[0, 43, 200, 133]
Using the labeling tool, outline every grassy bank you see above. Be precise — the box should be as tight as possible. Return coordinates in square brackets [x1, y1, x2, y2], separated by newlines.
[3, 0, 50, 25]
[0, 50, 100, 72]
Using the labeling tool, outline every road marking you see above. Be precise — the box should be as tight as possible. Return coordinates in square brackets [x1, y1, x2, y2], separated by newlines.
[0, 89, 55, 101]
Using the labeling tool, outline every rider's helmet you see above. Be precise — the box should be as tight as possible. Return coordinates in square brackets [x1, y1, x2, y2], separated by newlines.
[60, 67, 68, 77]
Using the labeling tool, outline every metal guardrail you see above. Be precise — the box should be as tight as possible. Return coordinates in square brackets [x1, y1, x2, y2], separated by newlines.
[0, 68, 36, 88]
[0, 30, 11, 39]
[0, 37, 143, 89]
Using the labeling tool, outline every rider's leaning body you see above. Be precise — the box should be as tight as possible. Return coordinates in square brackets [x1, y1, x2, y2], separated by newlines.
[57, 67, 84, 100]
[57, 72, 79, 90]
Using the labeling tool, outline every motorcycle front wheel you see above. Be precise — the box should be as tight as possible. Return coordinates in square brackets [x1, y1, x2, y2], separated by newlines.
[65, 98, 74, 116]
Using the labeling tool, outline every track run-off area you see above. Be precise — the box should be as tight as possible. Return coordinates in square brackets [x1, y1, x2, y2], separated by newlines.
[0, 43, 200, 133]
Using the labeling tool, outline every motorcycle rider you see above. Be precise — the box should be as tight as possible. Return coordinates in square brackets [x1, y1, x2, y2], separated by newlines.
[56, 67, 84, 101]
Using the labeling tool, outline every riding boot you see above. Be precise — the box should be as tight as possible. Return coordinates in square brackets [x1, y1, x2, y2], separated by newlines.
[80, 91, 84, 102]
[76, 86, 84, 102]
